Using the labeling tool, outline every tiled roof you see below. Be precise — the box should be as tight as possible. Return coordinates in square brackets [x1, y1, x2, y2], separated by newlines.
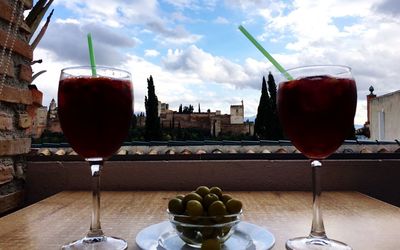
[30, 140, 400, 158]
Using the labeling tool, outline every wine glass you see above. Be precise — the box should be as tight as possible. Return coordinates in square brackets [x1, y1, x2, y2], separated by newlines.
[277, 65, 357, 250]
[58, 66, 133, 249]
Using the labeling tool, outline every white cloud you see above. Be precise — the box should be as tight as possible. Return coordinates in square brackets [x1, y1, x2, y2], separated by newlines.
[214, 16, 229, 24]
[55, 18, 80, 24]
[162, 45, 270, 89]
[154, 25, 203, 45]
[162, 0, 217, 10]
[162, 0, 197, 9]
[144, 49, 160, 57]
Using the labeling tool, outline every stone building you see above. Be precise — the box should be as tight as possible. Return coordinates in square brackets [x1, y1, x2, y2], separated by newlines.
[368, 88, 400, 140]
[159, 102, 254, 137]
[46, 98, 61, 133]
[230, 101, 244, 124]
[30, 106, 47, 138]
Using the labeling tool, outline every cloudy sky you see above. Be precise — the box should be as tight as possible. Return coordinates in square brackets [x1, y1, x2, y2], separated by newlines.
[31, 0, 400, 125]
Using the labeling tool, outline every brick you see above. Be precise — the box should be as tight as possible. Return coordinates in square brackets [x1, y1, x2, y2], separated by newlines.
[0, 85, 33, 105]
[29, 86, 43, 106]
[19, 64, 32, 82]
[0, 191, 24, 214]
[18, 112, 31, 129]
[0, 112, 13, 131]
[0, 138, 31, 156]
[0, 28, 33, 60]
[0, 165, 14, 185]
[0, 61, 15, 78]
[0, 1, 31, 33]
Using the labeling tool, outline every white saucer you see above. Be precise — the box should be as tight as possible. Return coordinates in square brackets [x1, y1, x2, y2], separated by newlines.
[136, 221, 275, 250]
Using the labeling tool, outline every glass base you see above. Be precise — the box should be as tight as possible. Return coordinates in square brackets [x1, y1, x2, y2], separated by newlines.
[62, 235, 127, 250]
[286, 236, 352, 250]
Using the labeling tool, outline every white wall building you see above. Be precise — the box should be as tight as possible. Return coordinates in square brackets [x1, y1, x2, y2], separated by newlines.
[369, 90, 400, 140]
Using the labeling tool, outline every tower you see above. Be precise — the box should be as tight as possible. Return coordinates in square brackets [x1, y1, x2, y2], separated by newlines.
[230, 101, 244, 124]
[48, 98, 58, 120]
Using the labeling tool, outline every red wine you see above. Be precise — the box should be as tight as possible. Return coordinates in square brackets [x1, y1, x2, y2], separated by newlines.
[278, 75, 357, 159]
[58, 76, 133, 158]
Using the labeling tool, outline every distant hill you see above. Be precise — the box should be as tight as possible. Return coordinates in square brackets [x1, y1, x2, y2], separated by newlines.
[244, 116, 256, 122]
[245, 116, 364, 130]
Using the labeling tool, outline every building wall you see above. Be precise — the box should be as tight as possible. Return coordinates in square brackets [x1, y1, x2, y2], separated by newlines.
[230, 105, 244, 124]
[369, 90, 400, 140]
[31, 106, 47, 138]
[159, 110, 254, 136]
[167, 113, 214, 130]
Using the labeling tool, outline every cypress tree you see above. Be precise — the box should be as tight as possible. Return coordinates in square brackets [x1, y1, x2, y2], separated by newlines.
[267, 72, 283, 140]
[254, 76, 273, 139]
[144, 75, 161, 140]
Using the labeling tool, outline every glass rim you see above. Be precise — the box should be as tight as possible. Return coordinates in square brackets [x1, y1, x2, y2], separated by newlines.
[285, 64, 352, 73]
[61, 65, 131, 76]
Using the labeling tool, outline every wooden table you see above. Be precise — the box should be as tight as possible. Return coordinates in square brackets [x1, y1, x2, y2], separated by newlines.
[0, 191, 399, 249]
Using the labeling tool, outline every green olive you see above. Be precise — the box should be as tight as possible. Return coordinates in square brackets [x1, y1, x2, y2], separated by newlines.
[209, 187, 222, 198]
[195, 186, 210, 197]
[183, 192, 203, 205]
[203, 193, 219, 209]
[186, 200, 204, 217]
[208, 201, 227, 217]
[168, 198, 184, 214]
[201, 238, 221, 250]
[221, 194, 232, 204]
[176, 194, 185, 200]
[226, 199, 242, 214]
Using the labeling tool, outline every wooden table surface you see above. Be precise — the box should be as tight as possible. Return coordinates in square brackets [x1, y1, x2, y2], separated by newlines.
[0, 191, 399, 250]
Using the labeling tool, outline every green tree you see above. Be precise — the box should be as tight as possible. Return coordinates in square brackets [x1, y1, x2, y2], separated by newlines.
[131, 113, 137, 130]
[267, 72, 283, 140]
[182, 105, 194, 114]
[144, 75, 161, 140]
[255, 76, 273, 139]
[179, 104, 183, 113]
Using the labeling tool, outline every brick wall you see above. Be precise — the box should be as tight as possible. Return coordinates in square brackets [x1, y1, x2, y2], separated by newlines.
[0, 0, 40, 214]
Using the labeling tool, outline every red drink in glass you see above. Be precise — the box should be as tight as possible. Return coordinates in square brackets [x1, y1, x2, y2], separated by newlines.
[59, 66, 132, 250]
[58, 76, 133, 158]
[278, 75, 357, 159]
[278, 66, 357, 250]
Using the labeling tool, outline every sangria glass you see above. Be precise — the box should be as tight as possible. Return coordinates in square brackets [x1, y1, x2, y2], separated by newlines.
[277, 65, 357, 250]
[59, 66, 133, 250]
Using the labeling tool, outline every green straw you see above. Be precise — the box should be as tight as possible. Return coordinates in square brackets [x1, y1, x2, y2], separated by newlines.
[87, 33, 97, 76]
[238, 25, 293, 80]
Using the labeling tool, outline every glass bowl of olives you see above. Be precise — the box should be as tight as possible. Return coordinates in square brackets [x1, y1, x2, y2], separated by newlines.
[167, 186, 243, 249]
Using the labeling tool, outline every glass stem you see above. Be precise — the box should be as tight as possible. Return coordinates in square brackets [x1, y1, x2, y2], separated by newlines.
[86, 158, 105, 238]
[309, 160, 327, 238]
